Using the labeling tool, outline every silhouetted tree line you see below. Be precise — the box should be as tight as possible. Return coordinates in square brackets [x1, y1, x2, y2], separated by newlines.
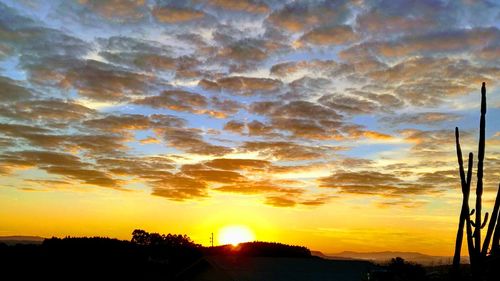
[0, 229, 316, 280]
[386, 257, 427, 281]
[203, 241, 311, 257]
[0, 230, 202, 280]
[132, 229, 199, 248]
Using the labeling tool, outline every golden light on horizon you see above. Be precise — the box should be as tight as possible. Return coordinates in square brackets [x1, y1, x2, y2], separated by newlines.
[218, 225, 255, 246]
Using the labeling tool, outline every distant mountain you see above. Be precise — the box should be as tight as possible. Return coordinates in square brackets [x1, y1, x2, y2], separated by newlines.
[312, 250, 467, 265]
[310, 251, 355, 260]
[0, 235, 45, 245]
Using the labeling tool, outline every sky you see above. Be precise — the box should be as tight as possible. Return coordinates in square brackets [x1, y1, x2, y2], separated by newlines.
[1, 0, 500, 256]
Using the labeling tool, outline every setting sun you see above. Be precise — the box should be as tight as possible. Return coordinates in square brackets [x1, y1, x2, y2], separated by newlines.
[218, 225, 255, 246]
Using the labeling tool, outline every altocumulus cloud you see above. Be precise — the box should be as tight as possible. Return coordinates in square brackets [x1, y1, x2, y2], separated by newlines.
[0, 0, 499, 208]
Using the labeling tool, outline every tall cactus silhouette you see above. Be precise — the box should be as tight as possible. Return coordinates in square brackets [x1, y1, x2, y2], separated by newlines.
[453, 83, 500, 279]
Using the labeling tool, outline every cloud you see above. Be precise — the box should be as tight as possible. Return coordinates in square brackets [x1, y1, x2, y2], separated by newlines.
[83, 114, 150, 133]
[342, 125, 394, 141]
[64, 60, 153, 102]
[341, 27, 500, 59]
[270, 60, 338, 77]
[271, 117, 342, 140]
[151, 174, 208, 200]
[0, 43, 12, 59]
[216, 39, 268, 63]
[78, 0, 146, 22]
[96, 36, 184, 72]
[264, 196, 296, 207]
[318, 170, 440, 201]
[380, 112, 462, 126]
[239, 141, 339, 161]
[182, 169, 245, 183]
[139, 136, 161, 144]
[417, 170, 457, 186]
[295, 25, 358, 47]
[247, 120, 275, 136]
[1, 0, 499, 210]
[201, 0, 269, 14]
[212, 37, 289, 72]
[97, 156, 174, 179]
[28, 58, 152, 102]
[260, 185, 330, 207]
[375, 199, 428, 209]
[283, 77, 335, 100]
[210, 97, 243, 116]
[98, 36, 173, 54]
[24, 179, 72, 188]
[476, 45, 500, 62]
[366, 57, 500, 107]
[199, 79, 221, 92]
[152, 6, 206, 23]
[87, 113, 233, 156]
[100, 52, 178, 72]
[249, 100, 345, 140]
[214, 76, 283, 95]
[318, 93, 379, 115]
[0, 76, 33, 102]
[0, 150, 120, 188]
[355, 8, 436, 36]
[0, 99, 96, 123]
[398, 128, 468, 157]
[134, 90, 207, 113]
[223, 120, 245, 134]
[0, 123, 129, 156]
[266, 0, 352, 32]
[251, 100, 342, 122]
[157, 127, 232, 156]
[215, 181, 286, 194]
[300, 195, 333, 206]
[0, 4, 91, 67]
[319, 170, 401, 192]
[204, 158, 271, 171]
[0, 123, 50, 138]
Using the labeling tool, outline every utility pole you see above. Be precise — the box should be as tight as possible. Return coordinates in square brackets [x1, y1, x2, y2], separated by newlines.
[209, 232, 214, 247]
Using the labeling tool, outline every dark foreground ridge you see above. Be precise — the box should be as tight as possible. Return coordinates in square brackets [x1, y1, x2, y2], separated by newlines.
[0, 229, 473, 281]
[0, 229, 315, 280]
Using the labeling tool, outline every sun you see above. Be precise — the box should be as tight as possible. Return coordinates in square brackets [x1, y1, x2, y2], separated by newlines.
[218, 225, 255, 246]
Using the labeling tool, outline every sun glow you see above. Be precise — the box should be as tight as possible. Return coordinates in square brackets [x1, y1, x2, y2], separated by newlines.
[218, 225, 255, 246]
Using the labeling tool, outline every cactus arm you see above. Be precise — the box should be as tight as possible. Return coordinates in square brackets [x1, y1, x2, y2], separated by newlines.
[480, 212, 489, 229]
[482, 186, 500, 255]
[492, 183, 500, 253]
[453, 128, 471, 268]
[474, 82, 486, 256]
[465, 153, 475, 260]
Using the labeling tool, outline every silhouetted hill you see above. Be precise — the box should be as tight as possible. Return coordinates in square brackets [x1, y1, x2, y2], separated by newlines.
[0, 235, 45, 245]
[310, 250, 356, 260]
[321, 251, 462, 265]
[205, 241, 311, 258]
[0, 235, 202, 280]
[0, 231, 315, 280]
